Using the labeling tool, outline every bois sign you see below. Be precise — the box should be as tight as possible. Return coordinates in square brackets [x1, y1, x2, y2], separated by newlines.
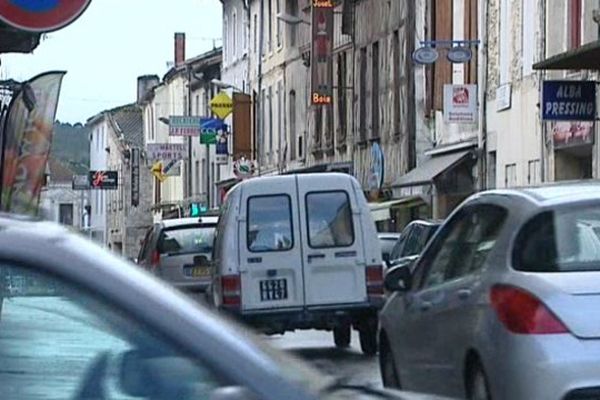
[0, 0, 91, 32]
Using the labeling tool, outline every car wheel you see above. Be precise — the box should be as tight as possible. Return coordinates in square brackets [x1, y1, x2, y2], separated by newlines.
[359, 324, 378, 356]
[333, 325, 351, 348]
[379, 340, 400, 388]
[468, 363, 491, 400]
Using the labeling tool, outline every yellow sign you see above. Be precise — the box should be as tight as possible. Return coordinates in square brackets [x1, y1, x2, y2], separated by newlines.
[151, 161, 167, 182]
[210, 91, 233, 120]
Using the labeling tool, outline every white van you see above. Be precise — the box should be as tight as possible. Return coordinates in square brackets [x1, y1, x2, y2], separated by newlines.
[209, 173, 384, 355]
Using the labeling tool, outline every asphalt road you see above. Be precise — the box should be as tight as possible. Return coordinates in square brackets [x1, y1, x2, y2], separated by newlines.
[266, 330, 382, 388]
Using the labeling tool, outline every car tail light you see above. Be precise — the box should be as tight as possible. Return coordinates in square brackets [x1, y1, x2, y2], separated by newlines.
[151, 250, 160, 268]
[490, 285, 569, 334]
[366, 265, 384, 296]
[221, 275, 241, 308]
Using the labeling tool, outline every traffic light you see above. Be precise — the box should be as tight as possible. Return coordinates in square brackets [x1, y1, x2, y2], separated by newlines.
[190, 203, 208, 217]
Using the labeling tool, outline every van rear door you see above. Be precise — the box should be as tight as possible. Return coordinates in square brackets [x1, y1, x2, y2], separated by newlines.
[297, 175, 368, 306]
[238, 179, 305, 311]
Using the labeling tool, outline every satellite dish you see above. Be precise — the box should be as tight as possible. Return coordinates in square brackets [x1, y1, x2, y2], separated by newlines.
[412, 47, 439, 64]
[447, 46, 473, 63]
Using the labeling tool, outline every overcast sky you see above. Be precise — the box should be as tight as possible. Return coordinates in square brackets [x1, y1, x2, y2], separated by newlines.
[1, 0, 222, 124]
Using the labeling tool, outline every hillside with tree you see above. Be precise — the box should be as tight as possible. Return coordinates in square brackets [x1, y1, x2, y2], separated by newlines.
[50, 121, 90, 175]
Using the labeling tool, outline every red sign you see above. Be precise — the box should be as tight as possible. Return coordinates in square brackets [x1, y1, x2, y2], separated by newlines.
[0, 0, 91, 32]
[311, 0, 334, 105]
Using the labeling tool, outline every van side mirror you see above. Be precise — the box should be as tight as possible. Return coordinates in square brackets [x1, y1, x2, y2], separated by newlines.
[384, 264, 412, 292]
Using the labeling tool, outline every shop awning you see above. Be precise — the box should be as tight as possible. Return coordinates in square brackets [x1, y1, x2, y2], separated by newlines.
[392, 150, 473, 189]
[533, 40, 600, 70]
[369, 196, 424, 222]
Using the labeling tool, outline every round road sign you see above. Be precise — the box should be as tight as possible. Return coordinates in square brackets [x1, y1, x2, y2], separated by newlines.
[0, 0, 91, 32]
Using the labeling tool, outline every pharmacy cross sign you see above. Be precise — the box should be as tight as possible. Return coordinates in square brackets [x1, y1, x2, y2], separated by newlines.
[0, 0, 91, 32]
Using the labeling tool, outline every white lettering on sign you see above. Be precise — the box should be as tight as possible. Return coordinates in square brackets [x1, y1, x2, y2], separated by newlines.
[544, 102, 594, 117]
[556, 85, 582, 99]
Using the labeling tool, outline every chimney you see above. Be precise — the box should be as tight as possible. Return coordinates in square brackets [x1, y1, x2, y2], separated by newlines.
[137, 75, 160, 104]
[174, 32, 186, 67]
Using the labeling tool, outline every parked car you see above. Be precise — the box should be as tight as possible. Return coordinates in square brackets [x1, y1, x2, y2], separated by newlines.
[137, 216, 218, 293]
[386, 219, 442, 270]
[378, 182, 600, 400]
[378, 232, 402, 262]
[0, 213, 452, 400]
[209, 173, 384, 355]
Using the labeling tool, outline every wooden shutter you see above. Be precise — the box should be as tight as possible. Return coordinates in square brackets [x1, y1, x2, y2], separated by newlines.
[570, 0, 582, 49]
[232, 93, 252, 159]
[432, 0, 453, 111]
[464, 0, 478, 84]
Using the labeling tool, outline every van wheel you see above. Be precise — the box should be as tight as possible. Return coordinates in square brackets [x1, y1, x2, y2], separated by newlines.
[333, 325, 351, 348]
[359, 324, 378, 356]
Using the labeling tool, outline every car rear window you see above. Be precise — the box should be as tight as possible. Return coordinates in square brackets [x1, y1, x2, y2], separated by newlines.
[514, 206, 600, 272]
[158, 225, 216, 257]
[306, 191, 355, 248]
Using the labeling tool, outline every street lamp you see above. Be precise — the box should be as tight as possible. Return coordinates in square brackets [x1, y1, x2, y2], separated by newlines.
[276, 12, 310, 25]
[158, 117, 169, 125]
[210, 79, 243, 93]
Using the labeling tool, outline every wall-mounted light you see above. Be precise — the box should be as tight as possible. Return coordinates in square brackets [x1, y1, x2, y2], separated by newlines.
[412, 40, 480, 65]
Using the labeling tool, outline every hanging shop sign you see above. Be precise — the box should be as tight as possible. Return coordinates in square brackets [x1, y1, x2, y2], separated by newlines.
[168, 116, 202, 137]
[542, 81, 596, 121]
[89, 170, 118, 190]
[310, 0, 334, 105]
[131, 148, 140, 207]
[368, 142, 384, 192]
[210, 91, 233, 120]
[146, 143, 186, 162]
[443, 84, 478, 124]
[72, 174, 89, 190]
[233, 158, 256, 180]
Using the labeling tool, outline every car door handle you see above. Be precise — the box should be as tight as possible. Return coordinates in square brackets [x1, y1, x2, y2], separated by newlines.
[307, 253, 326, 261]
[457, 289, 472, 300]
[419, 301, 432, 312]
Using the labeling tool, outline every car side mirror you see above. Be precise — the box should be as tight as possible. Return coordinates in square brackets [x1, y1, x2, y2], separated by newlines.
[384, 264, 412, 292]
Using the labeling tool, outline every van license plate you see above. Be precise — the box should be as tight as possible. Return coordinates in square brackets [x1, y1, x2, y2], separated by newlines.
[259, 279, 288, 301]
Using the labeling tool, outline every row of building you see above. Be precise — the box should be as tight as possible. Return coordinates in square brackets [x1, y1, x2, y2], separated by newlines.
[66, 0, 600, 259]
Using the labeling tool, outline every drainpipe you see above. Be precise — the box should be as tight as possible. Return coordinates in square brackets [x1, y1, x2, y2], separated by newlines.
[477, 0, 489, 191]
[256, 0, 265, 176]
[540, 0, 547, 182]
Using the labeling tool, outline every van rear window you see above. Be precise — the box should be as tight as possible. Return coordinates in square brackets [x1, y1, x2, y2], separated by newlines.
[247, 195, 294, 252]
[306, 191, 355, 248]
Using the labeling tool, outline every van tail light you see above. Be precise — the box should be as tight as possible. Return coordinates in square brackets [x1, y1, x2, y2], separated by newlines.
[151, 250, 160, 268]
[221, 275, 241, 308]
[490, 285, 569, 335]
[366, 265, 384, 296]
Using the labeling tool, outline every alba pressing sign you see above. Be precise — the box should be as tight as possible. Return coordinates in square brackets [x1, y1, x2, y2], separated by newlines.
[542, 81, 596, 121]
[443, 84, 478, 124]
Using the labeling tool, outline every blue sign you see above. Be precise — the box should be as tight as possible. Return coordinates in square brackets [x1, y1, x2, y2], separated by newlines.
[368, 142, 384, 191]
[200, 118, 228, 145]
[542, 81, 597, 121]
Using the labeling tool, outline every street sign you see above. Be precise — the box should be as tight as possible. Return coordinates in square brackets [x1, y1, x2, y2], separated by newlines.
[146, 143, 187, 162]
[72, 174, 89, 190]
[89, 171, 118, 190]
[200, 118, 227, 145]
[0, 0, 91, 32]
[542, 81, 596, 121]
[210, 91, 233, 119]
[233, 158, 256, 180]
[131, 148, 140, 207]
[151, 162, 166, 182]
[168, 116, 202, 137]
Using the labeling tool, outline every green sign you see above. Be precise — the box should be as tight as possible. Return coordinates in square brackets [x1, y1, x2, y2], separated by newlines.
[200, 130, 217, 144]
[190, 203, 208, 217]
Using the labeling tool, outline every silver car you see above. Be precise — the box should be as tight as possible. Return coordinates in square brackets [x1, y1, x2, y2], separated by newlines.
[0, 213, 452, 400]
[137, 216, 218, 293]
[379, 182, 600, 400]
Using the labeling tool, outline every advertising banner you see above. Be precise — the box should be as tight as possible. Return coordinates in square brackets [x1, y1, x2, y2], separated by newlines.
[311, 0, 334, 105]
[552, 121, 594, 149]
[89, 170, 118, 190]
[0, 71, 66, 215]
